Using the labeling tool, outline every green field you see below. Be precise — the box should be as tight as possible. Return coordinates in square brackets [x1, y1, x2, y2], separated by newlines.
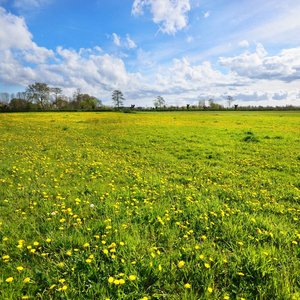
[0, 111, 300, 300]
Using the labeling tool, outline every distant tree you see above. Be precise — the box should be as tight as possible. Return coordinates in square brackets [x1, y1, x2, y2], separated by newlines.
[227, 95, 234, 108]
[198, 99, 205, 108]
[51, 87, 62, 102]
[208, 98, 215, 107]
[112, 90, 125, 108]
[10, 98, 29, 111]
[0, 92, 10, 103]
[26, 82, 51, 109]
[154, 96, 165, 108]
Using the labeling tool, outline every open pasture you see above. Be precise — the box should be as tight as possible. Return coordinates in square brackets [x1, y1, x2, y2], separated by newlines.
[0, 111, 300, 299]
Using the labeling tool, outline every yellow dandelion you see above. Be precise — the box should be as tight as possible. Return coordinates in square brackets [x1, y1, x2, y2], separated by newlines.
[204, 263, 210, 269]
[17, 266, 24, 271]
[178, 261, 185, 268]
[6, 277, 14, 282]
[23, 277, 30, 283]
[208, 287, 213, 293]
[83, 243, 89, 247]
[129, 275, 136, 281]
[108, 277, 114, 283]
[184, 283, 191, 289]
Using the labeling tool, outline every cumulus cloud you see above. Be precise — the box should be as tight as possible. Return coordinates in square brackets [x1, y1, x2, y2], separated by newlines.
[219, 43, 300, 82]
[112, 33, 121, 46]
[238, 40, 249, 47]
[111, 33, 137, 49]
[0, 6, 54, 65]
[126, 34, 137, 49]
[132, 0, 191, 35]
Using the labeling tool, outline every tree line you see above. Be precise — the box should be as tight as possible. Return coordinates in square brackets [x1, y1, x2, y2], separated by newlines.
[0, 83, 102, 111]
[0, 82, 299, 112]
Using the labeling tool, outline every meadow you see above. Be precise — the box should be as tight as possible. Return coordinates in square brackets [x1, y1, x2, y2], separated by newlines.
[0, 111, 299, 300]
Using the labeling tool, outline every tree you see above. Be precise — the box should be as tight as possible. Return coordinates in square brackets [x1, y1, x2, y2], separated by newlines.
[112, 90, 125, 108]
[0, 92, 10, 103]
[227, 95, 234, 108]
[26, 82, 51, 109]
[198, 99, 205, 108]
[154, 96, 165, 108]
[51, 87, 62, 102]
[10, 98, 29, 111]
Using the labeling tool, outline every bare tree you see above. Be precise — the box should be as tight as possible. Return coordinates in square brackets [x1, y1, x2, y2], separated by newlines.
[227, 95, 234, 108]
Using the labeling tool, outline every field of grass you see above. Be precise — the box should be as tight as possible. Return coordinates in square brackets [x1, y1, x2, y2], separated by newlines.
[0, 111, 300, 300]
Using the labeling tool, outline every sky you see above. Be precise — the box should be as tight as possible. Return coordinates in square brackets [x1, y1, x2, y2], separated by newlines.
[0, 0, 300, 107]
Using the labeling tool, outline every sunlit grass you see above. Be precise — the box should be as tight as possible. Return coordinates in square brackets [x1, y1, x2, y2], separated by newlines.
[0, 111, 299, 299]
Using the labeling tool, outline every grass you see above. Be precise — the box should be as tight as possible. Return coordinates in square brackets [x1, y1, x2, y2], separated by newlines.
[0, 111, 300, 300]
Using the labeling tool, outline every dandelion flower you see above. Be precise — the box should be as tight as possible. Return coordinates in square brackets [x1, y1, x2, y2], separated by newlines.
[129, 275, 136, 281]
[204, 263, 210, 269]
[208, 287, 213, 293]
[108, 277, 114, 283]
[17, 266, 24, 271]
[23, 277, 30, 283]
[178, 261, 185, 268]
[6, 277, 13, 282]
[184, 283, 191, 289]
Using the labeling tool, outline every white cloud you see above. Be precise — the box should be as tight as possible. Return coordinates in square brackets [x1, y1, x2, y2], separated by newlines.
[0, 7, 54, 64]
[132, 0, 191, 35]
[204, 11, 210, 18]
[111, 33, 137, 49]
[112, 33, 121, 46]
[126, 34, 137, 49]
[13, 0, 53, 9]
[238, 40, 249, 47]
[219, 43, 300, 82]
[186, 36, 193, 43]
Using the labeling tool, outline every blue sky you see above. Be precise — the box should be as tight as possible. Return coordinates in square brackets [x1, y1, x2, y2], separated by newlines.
[0, 0, 300, 107]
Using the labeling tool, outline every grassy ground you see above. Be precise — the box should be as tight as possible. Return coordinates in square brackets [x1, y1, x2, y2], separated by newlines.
[0, 111, 299, 299]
